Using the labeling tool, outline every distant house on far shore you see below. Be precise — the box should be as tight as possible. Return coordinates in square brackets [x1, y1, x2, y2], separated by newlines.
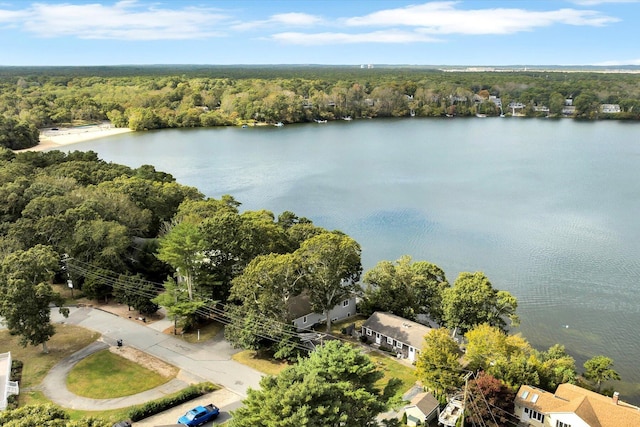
[601, 104, 621, 113]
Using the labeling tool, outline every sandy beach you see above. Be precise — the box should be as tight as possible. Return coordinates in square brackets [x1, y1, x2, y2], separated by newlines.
[18, 123, 133, 152]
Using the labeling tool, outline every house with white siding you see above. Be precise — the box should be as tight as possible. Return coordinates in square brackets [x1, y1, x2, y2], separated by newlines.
[0, 352, 19, 411]
[361, 312, 433, 362]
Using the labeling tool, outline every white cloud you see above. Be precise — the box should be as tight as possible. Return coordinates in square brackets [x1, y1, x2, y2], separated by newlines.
[4, 0, 230, 40]
[270, 30, 441, 45]
[344, 1, 619, 34]
[232, 12, 323, 31]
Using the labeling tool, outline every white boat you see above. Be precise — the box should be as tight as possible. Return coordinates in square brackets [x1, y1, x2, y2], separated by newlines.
[476, 113, 487, 118]
[315, 119, 327, 123]
[343, 116, 353, 121]
[274, 122, 284, 127]
[438, 394, 464, 427]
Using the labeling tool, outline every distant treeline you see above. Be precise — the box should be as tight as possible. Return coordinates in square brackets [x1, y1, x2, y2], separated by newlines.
[1, 65, 639, 149]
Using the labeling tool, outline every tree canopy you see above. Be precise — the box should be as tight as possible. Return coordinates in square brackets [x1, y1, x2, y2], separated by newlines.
[441, 271, 519, 334]
[230, 340, 393, 427]
[0, 245, 69, 352]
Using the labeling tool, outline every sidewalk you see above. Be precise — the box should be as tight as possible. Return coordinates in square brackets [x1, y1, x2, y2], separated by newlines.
[42, 306, 264, 410]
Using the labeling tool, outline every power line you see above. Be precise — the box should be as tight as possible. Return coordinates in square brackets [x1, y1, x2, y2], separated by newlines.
[63, 257, 350, 353]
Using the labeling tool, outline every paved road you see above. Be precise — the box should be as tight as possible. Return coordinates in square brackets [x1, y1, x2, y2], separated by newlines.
[42, 306, 263, 413]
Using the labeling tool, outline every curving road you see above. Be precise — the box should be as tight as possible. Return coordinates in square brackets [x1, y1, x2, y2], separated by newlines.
[42, 306, 263, 411]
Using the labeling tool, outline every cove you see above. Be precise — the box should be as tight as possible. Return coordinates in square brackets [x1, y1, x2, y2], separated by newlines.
[71, 117, 640, 402]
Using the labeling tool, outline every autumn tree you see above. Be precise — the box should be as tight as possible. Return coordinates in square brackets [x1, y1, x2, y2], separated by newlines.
[467, 371, 516, 427]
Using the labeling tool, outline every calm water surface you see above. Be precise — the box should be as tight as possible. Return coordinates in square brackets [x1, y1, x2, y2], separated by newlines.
[73, 118, 640, 400]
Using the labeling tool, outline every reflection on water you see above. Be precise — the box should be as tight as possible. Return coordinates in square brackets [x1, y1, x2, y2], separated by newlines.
[74, 118, 640, 402]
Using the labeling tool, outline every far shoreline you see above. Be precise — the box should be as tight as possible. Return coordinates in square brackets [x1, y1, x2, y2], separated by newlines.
[16, 123, 133, 153]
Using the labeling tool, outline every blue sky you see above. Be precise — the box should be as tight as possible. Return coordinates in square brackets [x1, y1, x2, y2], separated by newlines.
[1, 0, 639, 66]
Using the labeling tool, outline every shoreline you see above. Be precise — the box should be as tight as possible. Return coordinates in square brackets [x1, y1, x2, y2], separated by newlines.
[17, 124, 133, 153]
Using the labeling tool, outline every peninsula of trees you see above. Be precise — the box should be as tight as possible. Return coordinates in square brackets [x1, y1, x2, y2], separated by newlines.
[1, 65, 639, 149]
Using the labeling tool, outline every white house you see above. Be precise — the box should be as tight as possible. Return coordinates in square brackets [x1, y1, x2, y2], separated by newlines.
[601, 104, 621, 113]
[514, 383, 640, 427]
[361, 312, 433, 362]
[0, 352, 19, 411]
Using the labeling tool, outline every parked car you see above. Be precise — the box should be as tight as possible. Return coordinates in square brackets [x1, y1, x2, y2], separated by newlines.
[177, 404, 220, 426]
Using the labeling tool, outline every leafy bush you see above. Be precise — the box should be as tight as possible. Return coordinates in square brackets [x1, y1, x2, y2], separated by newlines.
[127, 382, 217, 421]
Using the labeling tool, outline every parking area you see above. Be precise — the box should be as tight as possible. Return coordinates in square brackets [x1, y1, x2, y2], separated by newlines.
[132, 388, 242, 426]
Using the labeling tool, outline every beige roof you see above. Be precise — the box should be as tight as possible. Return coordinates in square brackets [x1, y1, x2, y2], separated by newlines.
[409, 391, 439, 417]
[362, 312, 432, 349]
[515, 384, 640, 427]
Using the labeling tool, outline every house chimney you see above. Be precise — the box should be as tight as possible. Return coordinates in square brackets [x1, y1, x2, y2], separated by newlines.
[613, 392, 619, 405]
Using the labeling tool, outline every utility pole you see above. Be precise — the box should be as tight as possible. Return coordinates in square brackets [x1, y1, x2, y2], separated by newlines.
[460, 371, 473, 427]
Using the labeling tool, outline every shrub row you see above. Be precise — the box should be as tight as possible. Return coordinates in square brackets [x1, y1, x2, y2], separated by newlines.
[127, 382, 217, 422]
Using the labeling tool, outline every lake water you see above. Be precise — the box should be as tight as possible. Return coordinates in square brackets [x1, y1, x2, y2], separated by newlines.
[72, 118, 640, 400]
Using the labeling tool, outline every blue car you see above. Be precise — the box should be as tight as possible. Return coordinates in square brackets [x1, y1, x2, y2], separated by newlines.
[177, 404, 220, 426]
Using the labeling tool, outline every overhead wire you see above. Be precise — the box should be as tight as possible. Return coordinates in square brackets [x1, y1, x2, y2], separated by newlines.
[63, 257, 349, 353]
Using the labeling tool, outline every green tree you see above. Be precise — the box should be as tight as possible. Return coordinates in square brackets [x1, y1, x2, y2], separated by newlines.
[156, 221, 207, 301]
[0, 245, 69, 353]
[297, 232, 362, 332]
[231, 341, 391, 427]
[583, 355, 621, 393]
[415, 328, 464, 397]
[441, 272, 518, 334]
[0, 403, 108, 427]
[361, 255, 448, 322]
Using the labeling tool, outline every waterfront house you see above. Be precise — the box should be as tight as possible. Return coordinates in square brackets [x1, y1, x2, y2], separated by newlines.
[601, 104, 621, 113]
[288, 293, 356, 331]
[361, 312, 433, 362]
[514, 383, 640, 427]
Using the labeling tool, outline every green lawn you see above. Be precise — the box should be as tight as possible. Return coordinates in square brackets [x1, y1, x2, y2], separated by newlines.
[367, 350, 418, 400]
[0, 324, 100, 390]
[66, 349, 176, 398]
[231, 350, 291, 376]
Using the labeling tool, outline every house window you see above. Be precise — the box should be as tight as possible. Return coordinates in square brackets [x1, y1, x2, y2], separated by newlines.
[366, 328, 372, 336]
[342, 299, 349, 307]
[524, 408, 544, 423]
[302, 316, 307, 324]
[387, 337, 393, 345]
[396, 341, 403, 349]
[556, 422, 571, 427]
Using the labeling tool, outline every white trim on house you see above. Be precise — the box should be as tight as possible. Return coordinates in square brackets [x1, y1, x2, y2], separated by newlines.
[1, 352, 19, 411]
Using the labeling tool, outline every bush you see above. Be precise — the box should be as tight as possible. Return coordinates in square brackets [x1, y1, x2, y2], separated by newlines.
[127, 382, 217, 421]
[359, 335, 369, 344]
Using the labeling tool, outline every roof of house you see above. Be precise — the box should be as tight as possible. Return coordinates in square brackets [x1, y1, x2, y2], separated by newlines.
[362, 312, 433, 349]
[287, 293, 314, 320]
[407, 391, 439, 417]
[287, 293, 355, 320]
[515, 384, 640, 427]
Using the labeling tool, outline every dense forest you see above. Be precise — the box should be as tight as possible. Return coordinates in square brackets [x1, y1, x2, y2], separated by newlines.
[1, 65, 639, 149]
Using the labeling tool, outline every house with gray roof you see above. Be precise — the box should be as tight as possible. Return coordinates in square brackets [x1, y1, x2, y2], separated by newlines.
[288, 293, 356, 332]
[403, 391, 440, 426]
[361, 312, 433, 362]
